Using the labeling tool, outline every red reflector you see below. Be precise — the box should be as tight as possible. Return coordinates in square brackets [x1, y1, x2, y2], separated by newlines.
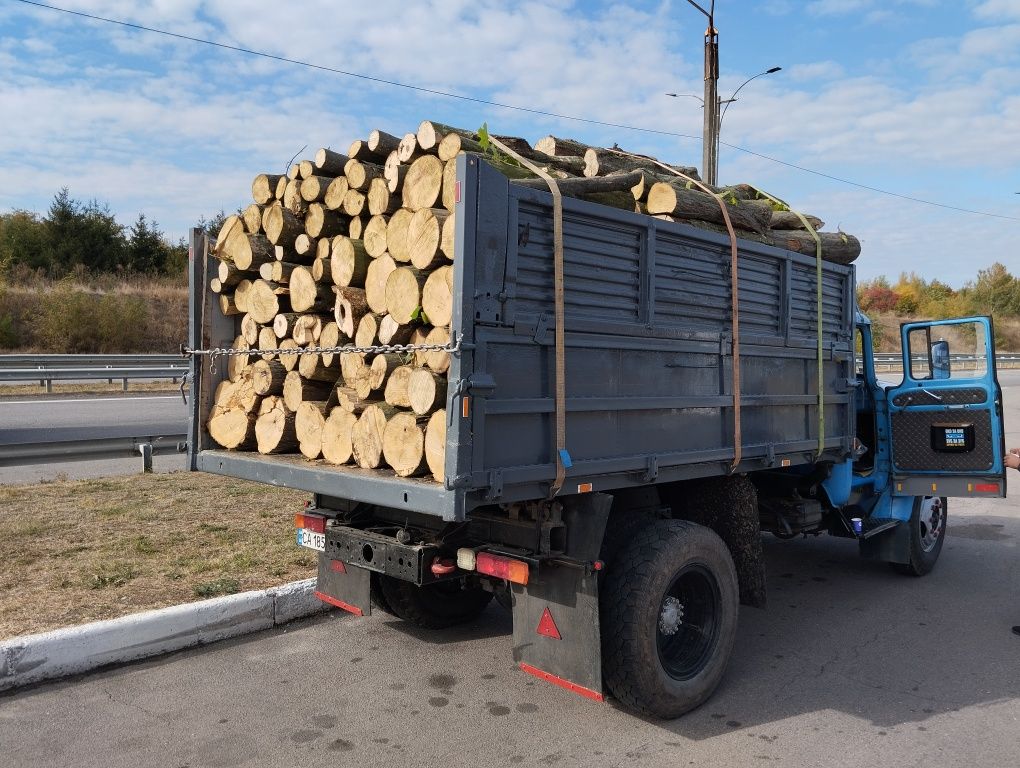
[975, 483, 999, 492]
[454, 180, 462, 203]
[476, 552, 529, 585]
[519, 662, 604, 702]
[295, 513, 326, 534]
[313, 591, 363, 616]
[330, 560, 347, 574]
[431, 557, 457, 576]
[536, 607, 561, 640]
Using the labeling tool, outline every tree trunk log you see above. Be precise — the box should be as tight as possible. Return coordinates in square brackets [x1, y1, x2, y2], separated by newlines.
[318, 321, 343, 367]
[226, 335, 252, 383]
[217, 261, 255, 290]
[535, 135, 590, 157]
[294, 234, 317, 259]
[292, 314, 325, 346]
[247, 280, 285, 323]
[336, 387, 381, 415]
[583, 148, 699, 180]
[321, 409, 358, 464]
[425, 409, 447, 482]
[299, 175, 333, 203]
[331, 236, 370, 288]
[257, 326, 278, 361]
[352, 404, 398, 469]
[242, 204, 263, 234]
[646, 182, 773, 234]
[344, 159, 384, 191]
[298, 350, 338, 382]
[442, 159, 458, 212]
[251, 358, 287, 396]
[255, 408, 298, 454]
[340, 353, 371, 399]
[397, 132, 425, 163]
[369, 352, 403, 391]
[421, 265, 454, 327]
[208, 407, 257, 450]
[347, 138, 388, 163]
[378, 313, 416, 345]
[408, 368, 447, 416]
[263, 202, 304, 248]
[324, 176, 349, 211]
[314, 148, 347, 176]
[408, 208, 451, 270]
[385, 267, 428, 325]
[368, 129, 401, 156]
[769, 230, 861, 265]
[219, 294, 241, 316]
[363, 215, 389, 258]
[437, 132, 483, 162]
[770, 211, 824, 230]
[289, 267, 333, 313]
[311, 255, 332, 284]
[296, 401, 327, 459]
[223, 231, 275, 271]
[386, 208, 414, 263]
[342, 189, 367, 219]
[273, 313, 301, 340]
[240, 313, 259, 345]
[385, 153, 408, 193]
[423, 326, 451, 373]
[298, 160, 315, 180]
[278, 339, 300, 371]
[252, 174, 284, 205]
[441, 211, 456, 261]
[348, 216, 365, 240]
[355, 312, 380, 349]
[383, 412, 430, 477]
[383, 365, 414, 408]
[403, 155, 444, 211]
[513, 171, 642, 196]
[367, 177, 400, 216]
[284, 370, 332, 412]
[365, 253, 397, 314]
[283, 178, 307, 216]
[335, 286, 369, 338]
[305, 203, 346, 239]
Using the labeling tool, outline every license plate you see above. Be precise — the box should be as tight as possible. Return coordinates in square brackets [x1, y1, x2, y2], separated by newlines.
[296, 528, 325, 551]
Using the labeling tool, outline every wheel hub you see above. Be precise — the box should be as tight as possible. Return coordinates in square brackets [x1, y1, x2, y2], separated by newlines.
[658, 596, 685, 636]
[919, 497, 944, 553]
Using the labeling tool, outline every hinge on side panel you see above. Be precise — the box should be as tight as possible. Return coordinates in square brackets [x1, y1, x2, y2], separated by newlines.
[533, 313, 552, 345]
[765, 442, 776, 467]
[642, 456, 659, 484]
[486, 470, 504, 502]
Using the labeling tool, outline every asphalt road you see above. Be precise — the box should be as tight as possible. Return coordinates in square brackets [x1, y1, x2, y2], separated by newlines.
[0, 375, 1018, 767]
[0, 394, 187, 483]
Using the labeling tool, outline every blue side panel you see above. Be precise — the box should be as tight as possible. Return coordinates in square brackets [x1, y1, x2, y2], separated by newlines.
[821, 459, 853, 507]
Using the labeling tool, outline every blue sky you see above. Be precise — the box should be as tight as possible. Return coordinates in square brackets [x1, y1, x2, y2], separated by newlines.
[1, 0, 1018, 286]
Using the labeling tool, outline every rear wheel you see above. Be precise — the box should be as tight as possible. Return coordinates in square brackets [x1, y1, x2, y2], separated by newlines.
[377, 576, 493, 629]
[601, 519, 739, 719]
[892, 496, 947, 576]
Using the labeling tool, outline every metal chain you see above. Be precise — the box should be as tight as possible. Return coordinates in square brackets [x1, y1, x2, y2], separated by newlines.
[182, 335, 462, 375]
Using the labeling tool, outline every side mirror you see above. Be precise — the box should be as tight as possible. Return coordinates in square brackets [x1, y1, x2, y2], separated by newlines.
[931, 339, 951, 380]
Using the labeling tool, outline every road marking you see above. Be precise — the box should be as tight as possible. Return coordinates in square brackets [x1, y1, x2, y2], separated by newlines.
[0, 396, 182, 406]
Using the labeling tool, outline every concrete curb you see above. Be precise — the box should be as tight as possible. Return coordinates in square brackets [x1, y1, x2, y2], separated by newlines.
[0, 578, 327, 693]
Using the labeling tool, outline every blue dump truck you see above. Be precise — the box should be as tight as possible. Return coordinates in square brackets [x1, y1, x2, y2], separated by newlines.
[186, 156, 1007, 718]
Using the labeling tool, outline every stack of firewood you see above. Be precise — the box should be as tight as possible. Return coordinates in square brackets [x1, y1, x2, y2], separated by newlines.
[205, 121, 861, 482]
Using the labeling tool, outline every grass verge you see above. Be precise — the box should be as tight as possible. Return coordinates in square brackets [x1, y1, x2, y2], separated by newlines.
[0, 472, 314, 640]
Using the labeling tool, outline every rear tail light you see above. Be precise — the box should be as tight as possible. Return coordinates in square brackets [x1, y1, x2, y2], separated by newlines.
[476, 552, 530, 585]
[294, 513, 326, 534]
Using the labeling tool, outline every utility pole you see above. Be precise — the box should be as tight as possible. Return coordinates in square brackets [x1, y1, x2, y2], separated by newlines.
[687, 1, 719, 186]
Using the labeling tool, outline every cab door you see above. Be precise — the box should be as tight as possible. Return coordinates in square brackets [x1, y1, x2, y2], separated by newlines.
[886, 316, 1006, 498]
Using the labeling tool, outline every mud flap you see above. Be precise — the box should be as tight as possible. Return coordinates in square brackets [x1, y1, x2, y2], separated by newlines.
[315, 553, 372, 616]
[511, 563, 604, 701]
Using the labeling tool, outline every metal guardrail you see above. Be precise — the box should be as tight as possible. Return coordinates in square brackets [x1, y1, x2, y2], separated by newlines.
[0, 354, 188, 391]
[871, 353, 1020, 369]
[0, 434, 187, 472]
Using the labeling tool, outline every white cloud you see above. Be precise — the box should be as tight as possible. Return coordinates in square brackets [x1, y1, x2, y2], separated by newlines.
[973, 0, 1020, 20]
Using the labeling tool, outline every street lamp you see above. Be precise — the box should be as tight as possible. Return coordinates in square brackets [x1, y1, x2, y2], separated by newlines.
[665, 65, 781, 184]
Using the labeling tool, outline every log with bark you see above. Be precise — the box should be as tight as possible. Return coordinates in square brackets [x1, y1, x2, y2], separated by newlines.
[382, 412, 430, 477]
[351, 403, 397, 469]
[321, 409, 358, 464]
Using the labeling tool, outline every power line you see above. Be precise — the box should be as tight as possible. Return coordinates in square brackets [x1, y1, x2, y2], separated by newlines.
[13, 0, 1020, 223]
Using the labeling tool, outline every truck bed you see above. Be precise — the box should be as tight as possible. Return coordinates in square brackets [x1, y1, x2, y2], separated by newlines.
[189, 156, 855, 521]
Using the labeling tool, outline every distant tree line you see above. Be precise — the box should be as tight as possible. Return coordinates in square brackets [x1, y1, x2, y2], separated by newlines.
[0, 188, 229, 277]
[858, 264, 1020, 319]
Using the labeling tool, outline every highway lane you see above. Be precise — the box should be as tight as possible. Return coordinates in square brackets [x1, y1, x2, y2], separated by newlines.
[0, 394, 187, 484]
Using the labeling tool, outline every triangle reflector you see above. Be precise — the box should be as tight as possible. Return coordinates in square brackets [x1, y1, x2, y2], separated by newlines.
[536, 607, 561, 640]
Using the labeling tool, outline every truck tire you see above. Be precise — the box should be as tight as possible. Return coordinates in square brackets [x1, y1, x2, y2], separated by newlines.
[892, 496, 946, 577]
[370, 573, 394, 615]
[377, 575, 493, 629]
[601, 519, 739, 719]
